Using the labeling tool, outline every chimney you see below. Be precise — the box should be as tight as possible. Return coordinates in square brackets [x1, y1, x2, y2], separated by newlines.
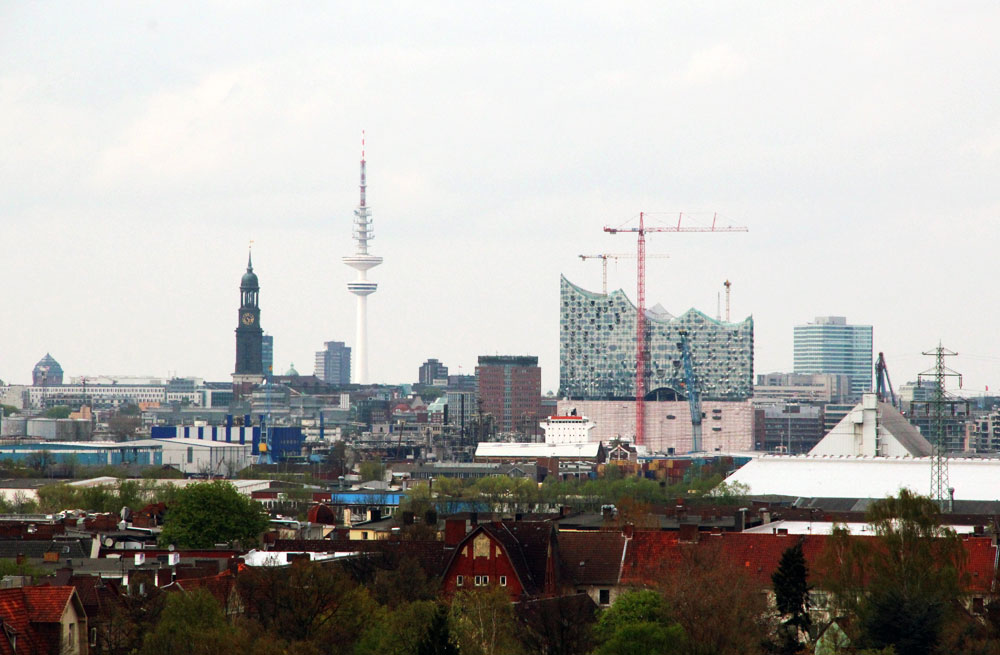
[445, 518, 466, 547]
[622, 524, 635, 539]
[470, 512, 478, 527]
[678, 523, 699, 543]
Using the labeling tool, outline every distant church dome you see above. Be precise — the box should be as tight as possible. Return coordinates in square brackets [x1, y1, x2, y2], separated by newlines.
[33, 353, 64, 386]
[285, 363, 299, 376]
[241, 253, 259, 288]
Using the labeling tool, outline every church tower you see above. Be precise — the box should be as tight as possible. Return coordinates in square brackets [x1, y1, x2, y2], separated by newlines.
[233, 251, 264, 397]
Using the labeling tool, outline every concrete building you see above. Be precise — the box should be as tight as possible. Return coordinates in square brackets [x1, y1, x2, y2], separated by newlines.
[793, 316, 872, 400]
[314, 341, 351, 385]
[476, 356, 541, 436]
[559, 276, 753, 401]
[754, 372, 852, 404]
[558, 398, 754, 454]
[262, 334, 274, 376]
[446, 389, 477, 437]
[418, 358, 449, 386]
[754, 403, 824, 454]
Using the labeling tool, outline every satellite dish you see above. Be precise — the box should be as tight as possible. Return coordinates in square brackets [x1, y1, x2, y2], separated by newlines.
[103, 537, 114, 547]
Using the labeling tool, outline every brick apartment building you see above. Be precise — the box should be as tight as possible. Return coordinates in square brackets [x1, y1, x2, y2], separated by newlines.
[476, 356, 542, 436]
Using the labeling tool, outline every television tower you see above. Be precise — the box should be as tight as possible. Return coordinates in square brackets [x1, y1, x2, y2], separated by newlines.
[342, 133, 382, 384]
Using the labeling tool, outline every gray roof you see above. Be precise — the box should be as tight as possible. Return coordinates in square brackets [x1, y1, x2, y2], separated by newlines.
[878, 402, 933, 457]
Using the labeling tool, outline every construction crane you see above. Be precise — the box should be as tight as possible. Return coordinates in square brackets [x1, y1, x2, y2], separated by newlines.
[604, 212, 747, 446]
[677, 331, 703, 452]
[874, 352, 896, 408]
[579, 253, 670, 294]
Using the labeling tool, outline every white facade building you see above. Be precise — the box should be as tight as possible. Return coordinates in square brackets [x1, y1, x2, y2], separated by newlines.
[130, 438, 252, 476]
[539, 415, 595, 444]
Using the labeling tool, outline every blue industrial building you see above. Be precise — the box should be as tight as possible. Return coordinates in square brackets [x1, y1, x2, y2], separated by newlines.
[151, 417, 304, 462]
[0, 442, 161, 467]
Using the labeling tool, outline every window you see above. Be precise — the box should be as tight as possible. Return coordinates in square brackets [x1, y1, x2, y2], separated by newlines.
[482, 576, 489, 585]
[457, 575, 464, 587]
[186, 447, 193, 463]
[599, 589, 610, 605]
[474, 575, 482, 586]
[499, 576, 507, 586]
[90, 627, 97, 647]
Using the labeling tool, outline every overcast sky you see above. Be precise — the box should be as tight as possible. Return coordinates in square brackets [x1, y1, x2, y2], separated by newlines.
[2, 3, 999, 394]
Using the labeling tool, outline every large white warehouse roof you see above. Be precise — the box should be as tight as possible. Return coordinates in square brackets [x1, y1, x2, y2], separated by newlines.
[725, 455, 1000, 501]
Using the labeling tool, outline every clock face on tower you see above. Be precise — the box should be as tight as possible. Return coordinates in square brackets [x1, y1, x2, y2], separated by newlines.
[241, 312, 255, 326]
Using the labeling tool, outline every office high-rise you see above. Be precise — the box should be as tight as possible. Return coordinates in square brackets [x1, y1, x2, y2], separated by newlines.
[476, 355, 541, 435]
[315, 341, 352, 385]
[793, 316, 872, 400]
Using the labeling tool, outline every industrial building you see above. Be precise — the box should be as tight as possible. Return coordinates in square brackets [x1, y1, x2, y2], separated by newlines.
[793, 316, 872, 400]
[129, 437, 252, 476]
[558, 399, 753, 454]
[559, 276, 753, 401]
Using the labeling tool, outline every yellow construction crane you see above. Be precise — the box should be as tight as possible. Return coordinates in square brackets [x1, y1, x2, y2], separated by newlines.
[578, 253, 669, 294]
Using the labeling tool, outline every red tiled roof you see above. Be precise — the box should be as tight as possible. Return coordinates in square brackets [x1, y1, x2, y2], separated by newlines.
[558, 531, 627, 586]
[0, 587, 78, 655]
[620, 530, 998, 594]
[22, 587, 73, 623]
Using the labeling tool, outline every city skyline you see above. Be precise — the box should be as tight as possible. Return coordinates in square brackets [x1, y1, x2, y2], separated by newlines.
[2, 5, 1000, 394]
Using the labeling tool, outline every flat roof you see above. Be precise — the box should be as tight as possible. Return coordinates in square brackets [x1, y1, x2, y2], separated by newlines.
[725, 455, 1000, 501]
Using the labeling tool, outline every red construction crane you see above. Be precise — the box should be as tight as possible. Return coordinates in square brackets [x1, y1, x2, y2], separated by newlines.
[604, 212, 747, 446]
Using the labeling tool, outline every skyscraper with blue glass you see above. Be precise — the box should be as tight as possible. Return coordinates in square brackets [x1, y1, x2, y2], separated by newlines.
[793, 316, 872, 400]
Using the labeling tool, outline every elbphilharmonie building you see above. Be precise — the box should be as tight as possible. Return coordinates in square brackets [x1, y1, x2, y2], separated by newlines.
[559, 276, 754, 402]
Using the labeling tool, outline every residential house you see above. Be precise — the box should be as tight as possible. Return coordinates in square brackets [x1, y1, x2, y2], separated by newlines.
[0, 586, 87, 655]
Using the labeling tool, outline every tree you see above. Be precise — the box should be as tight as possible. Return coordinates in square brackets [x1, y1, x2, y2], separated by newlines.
[657, 541, 774, 655]
[0, 404, 18, 416]
[820, 489, 967, 655]
[108, 414, 141, 441]
[417, 604, 460, 655]
[359, 459, 386, 482]
[43, 406, 72, 419]
[516, 593, 598, 655]
[592, 589, 684, 655]
[449, 586, 522, 655]
[356, 600, 444, 655]
[159, 480, 269, 548]
[141, 590, 240, 655]
[772, 541, 811, 654]
[237, 560, 375, 649]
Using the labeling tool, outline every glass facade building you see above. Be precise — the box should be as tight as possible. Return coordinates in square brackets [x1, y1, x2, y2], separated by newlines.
[559, 276, 754, 401]
[793, 316, 872, 400]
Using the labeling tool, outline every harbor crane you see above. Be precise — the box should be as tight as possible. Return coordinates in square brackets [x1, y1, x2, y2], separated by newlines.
[604, 212, 747, 446]
[579, 253, 669, 294]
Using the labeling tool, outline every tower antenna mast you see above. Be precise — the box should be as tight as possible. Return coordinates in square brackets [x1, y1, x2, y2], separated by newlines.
[343, 131, 383, 384]
[604, 212, 746, 446]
